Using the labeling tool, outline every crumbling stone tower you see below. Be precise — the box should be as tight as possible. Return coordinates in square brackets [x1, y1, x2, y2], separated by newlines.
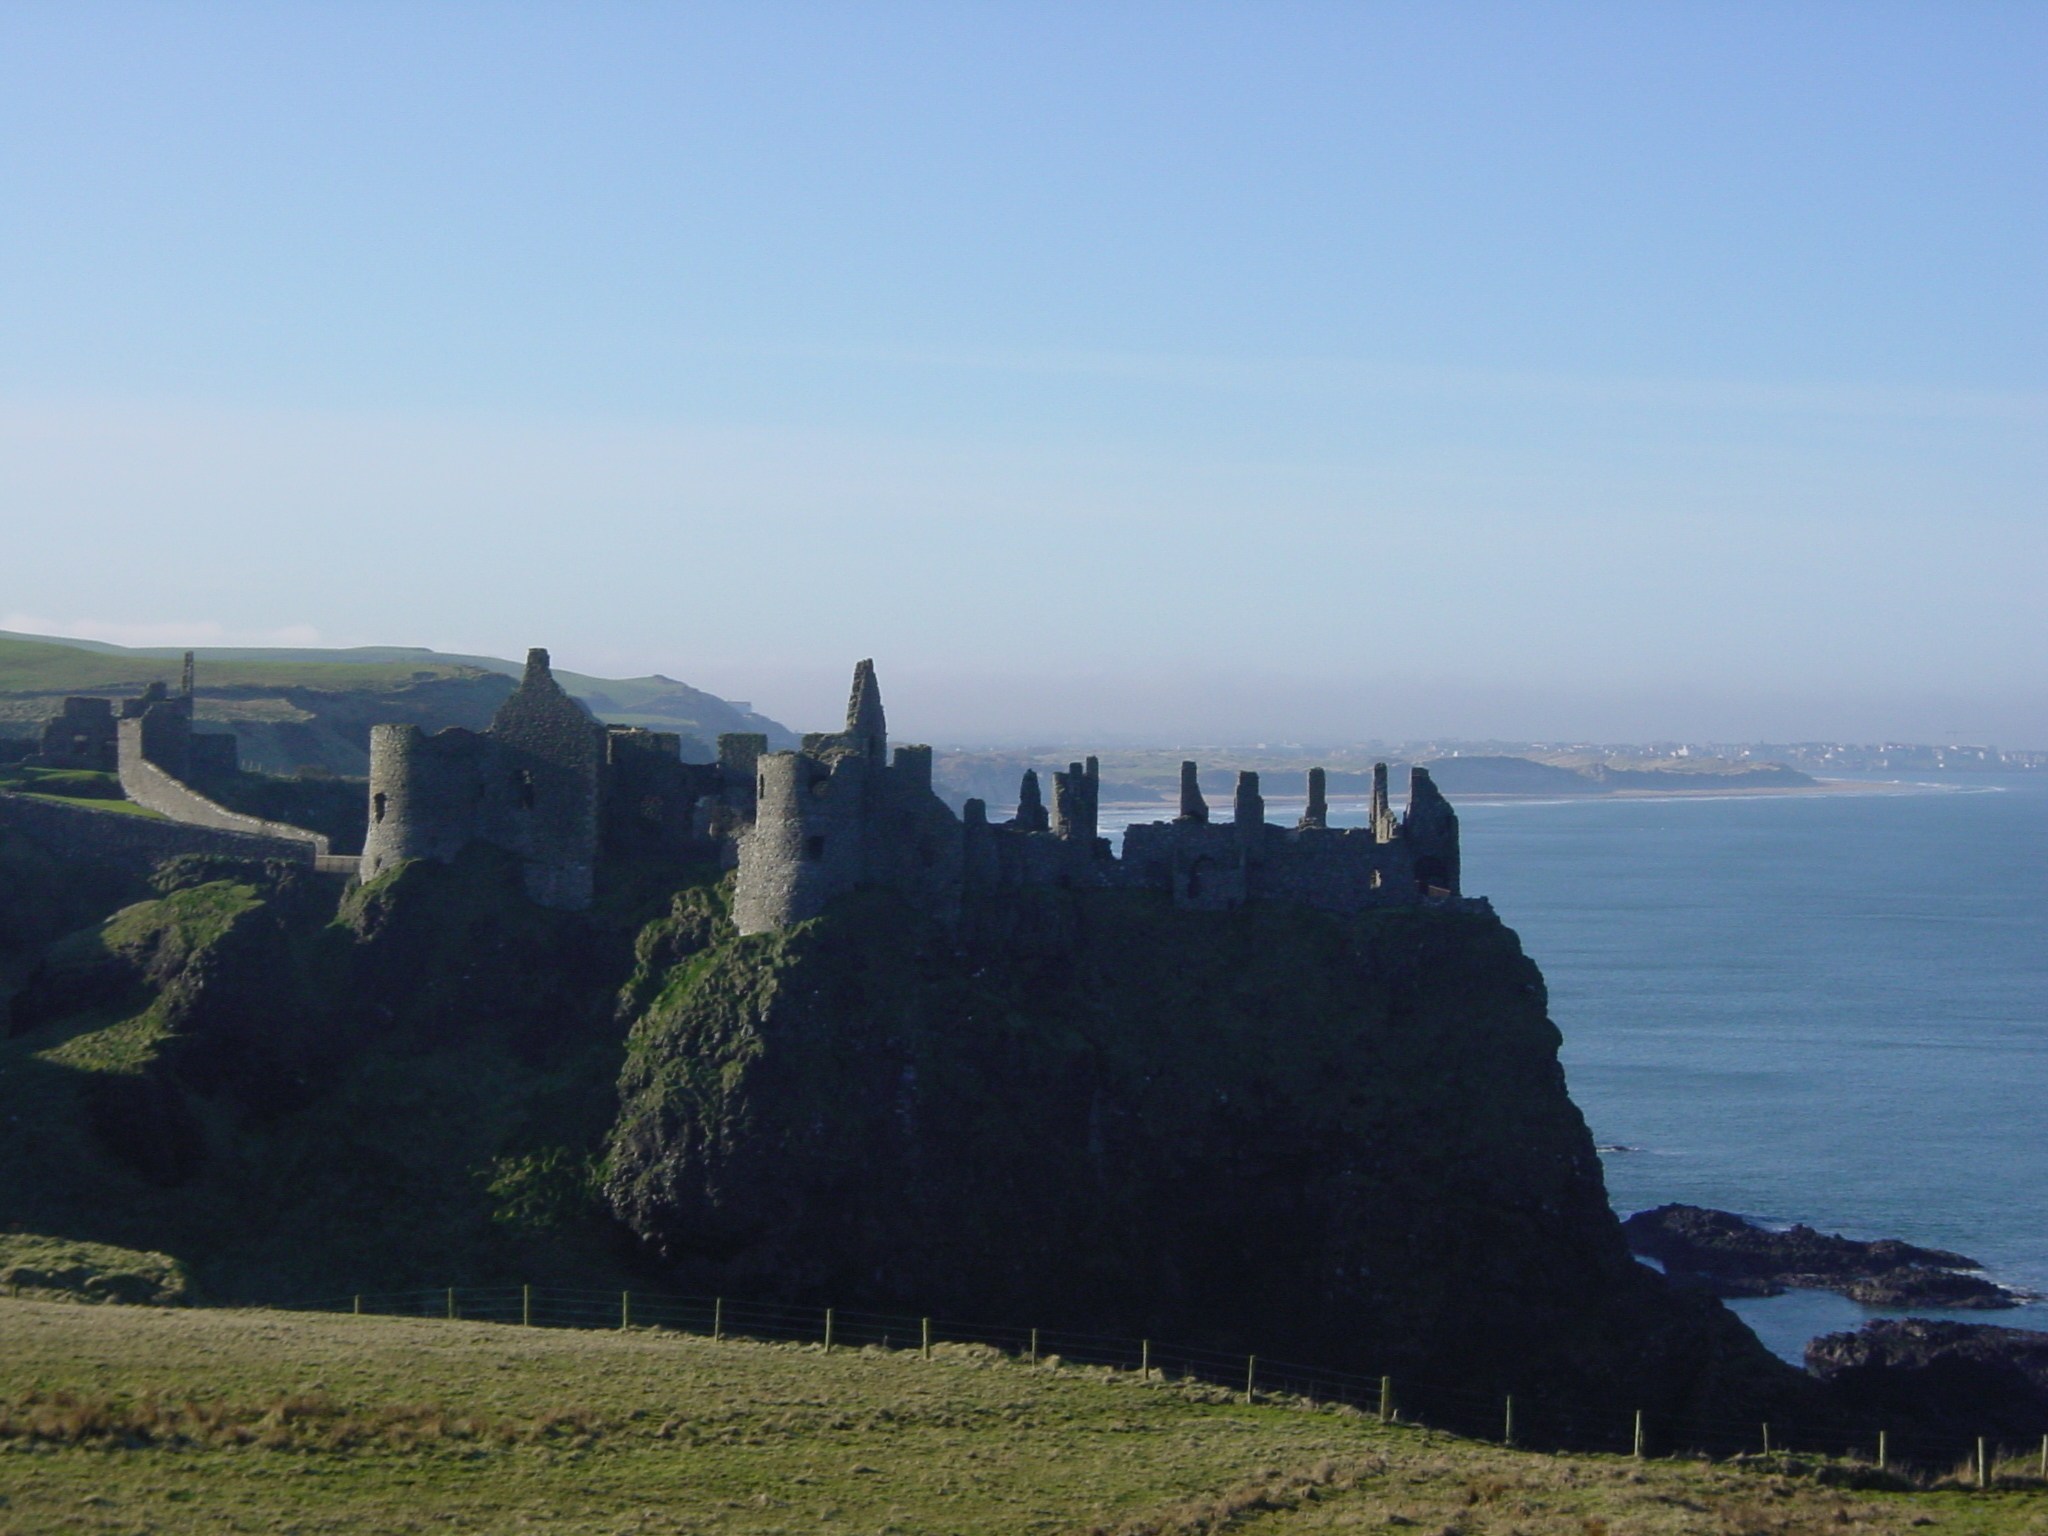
[362, 649, 604, 909]
[38, 697, 118, 773]
[732, 660, 962, 934]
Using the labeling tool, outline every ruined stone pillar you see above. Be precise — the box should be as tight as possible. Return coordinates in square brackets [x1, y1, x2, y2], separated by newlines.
[1233, 771, 1264, 851]
[1014, 769, 1050, 832]
[1233, 771, 1263, 823]
[1370, 763, 1397, 842]
[1052, 760, 1098, 844]
[1177, 761, 1209, 823]
[1301, 767, 1327, 829]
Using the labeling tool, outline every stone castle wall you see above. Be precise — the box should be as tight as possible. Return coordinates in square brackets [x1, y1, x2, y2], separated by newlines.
[363, 649, 677, 910]
[40, 698, 118, 773]
[0, 789, 319, 866]
[117, 720, 330, 857]
[729, 668, 1468, 935]
[351, 652, 1469, 932]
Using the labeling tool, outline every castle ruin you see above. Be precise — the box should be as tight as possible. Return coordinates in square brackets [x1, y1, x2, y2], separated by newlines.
[361, 652, 1469, 926]
[8, 656, 338, 864]
[362, 648, 738, 908]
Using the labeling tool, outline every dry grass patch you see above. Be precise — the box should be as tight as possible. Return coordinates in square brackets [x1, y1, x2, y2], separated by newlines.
[0, 1388, 605, 1452]
[1, 1299, 2044, 1536]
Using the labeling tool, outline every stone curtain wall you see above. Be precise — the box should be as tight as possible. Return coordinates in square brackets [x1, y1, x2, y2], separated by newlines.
[0, 790, 319, 865]
[117, 722, 330, 856]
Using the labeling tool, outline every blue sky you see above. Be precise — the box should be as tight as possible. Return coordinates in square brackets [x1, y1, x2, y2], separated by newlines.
[3, 3, 2042, 744]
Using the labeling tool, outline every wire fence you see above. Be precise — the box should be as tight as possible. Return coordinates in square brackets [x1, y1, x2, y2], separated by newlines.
[286, 1283, 2048, 1484]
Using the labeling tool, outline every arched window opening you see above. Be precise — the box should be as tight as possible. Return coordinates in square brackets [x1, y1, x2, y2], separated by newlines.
[372, 792, 387, 824]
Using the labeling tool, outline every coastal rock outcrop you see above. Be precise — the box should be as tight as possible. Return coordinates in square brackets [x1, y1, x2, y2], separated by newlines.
[1623, 1204, 2020, 1308]
[1807, 1319, 2048, 1439]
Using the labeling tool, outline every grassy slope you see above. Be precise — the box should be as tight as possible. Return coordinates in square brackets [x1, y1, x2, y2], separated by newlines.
[0, 637, 479, 695]
[0, 632, 796, 751]
[0, 1301, 2040, 1536]
[0, 636, 515, 775]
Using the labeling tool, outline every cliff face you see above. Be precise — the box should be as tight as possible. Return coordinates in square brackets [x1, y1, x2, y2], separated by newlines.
[2, 841, 1809, 1443]
[0, 849, 650, 1299]
[605, 887, 1805, 1440]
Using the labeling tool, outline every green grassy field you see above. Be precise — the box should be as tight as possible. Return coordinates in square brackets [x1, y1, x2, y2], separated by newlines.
[2, 791, 165, 818]
[1, 1301, 2041, 1536]
[0, 762, 166, 818]
[0, 765, 166, 815]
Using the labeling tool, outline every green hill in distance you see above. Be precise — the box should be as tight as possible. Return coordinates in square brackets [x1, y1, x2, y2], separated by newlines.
[0, 631, 794, 776]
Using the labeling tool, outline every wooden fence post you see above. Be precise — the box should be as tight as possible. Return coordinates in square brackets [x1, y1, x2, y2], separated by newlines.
[522, 1284, 531, 1327]
[446, 1287, 456, 1321]
[1761, 1422, 1771, 1456]
[1378, 1375, 1392, 1424]
[713, 1297, 723, 1341]
[1878, 1429, 1887, 1471]
[2037, 1433, 2045, 1481]
[824, 1308, 834, 1352]
[620, 1291, 630, 1331]
[922, 1317, 932, 1360]
[1977, 1438, 1988, 1489]
[352, 1294, 362, 1316]
[1244, 1356, 1256, 1405]
[1029, 1327, 1038, 1365]
[1504, 1394, 1514, 1447]
[1633, 1410, 1645, 1460]
[1140, 1339, 1150, 1380]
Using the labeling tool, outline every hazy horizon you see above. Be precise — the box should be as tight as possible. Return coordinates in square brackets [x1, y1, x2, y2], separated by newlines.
[5, 6, 2041, 747]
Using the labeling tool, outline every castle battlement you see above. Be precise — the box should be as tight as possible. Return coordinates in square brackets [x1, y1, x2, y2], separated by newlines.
[724, 660, 1463, 932]
[358, 654, 1468, 926]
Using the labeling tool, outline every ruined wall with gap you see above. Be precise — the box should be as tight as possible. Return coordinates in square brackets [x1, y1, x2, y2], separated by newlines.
[117, 722, 329, 856]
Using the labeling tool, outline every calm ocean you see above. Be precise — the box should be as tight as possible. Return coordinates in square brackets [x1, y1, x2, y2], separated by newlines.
[1103, 776, 2048, 1362]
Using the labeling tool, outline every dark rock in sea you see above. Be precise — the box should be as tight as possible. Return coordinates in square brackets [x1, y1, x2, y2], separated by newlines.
[1839, 1268, 2019, 1310]
[1621, 1204, 2016, 1307]
[1807, 1319, 2048, 1439]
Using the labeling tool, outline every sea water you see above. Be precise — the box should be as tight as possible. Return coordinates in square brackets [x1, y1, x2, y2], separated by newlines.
[1101, 777, 2048, 1362]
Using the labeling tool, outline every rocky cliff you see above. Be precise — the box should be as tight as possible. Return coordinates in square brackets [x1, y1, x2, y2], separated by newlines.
[2, 848, 1815, 1446]
[604, 884, 1809, 1443]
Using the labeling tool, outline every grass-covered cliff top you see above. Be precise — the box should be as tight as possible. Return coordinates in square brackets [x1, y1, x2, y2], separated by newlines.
[0, 631, 796, 754]
[1, 1299, 2040, 1536]
[0, 635, 490, 696]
